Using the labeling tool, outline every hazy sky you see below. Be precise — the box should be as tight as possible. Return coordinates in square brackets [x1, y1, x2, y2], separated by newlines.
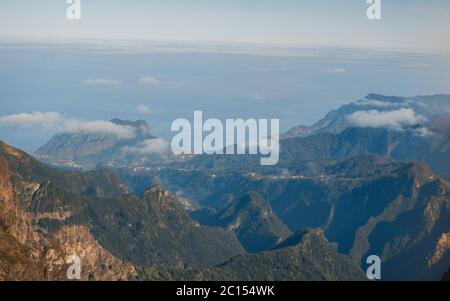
[1, 0, 450, 152]
[1, 0, 449, 52]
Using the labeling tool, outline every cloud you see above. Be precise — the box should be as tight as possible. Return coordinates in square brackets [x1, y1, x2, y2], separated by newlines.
[63, 120, 136, 139]
[413, 127, 432, 137]
[138, 76, 160, 86]
[137, 104, 152, 114]
[83, 79, 122, 86]
[0, 112, 62, 127]
[0, 112, 137, 139]
[346, 108, 427, 130]
[122, 138, 169, 155]
[325, 68, 346, 74]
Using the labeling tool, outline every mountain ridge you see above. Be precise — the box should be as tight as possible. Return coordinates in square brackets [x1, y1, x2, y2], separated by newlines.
[0, 140, 245, 279]
[0, 139, 370, 281]
[200, 192, 293, 253]
[284, 93, 450, 139]
[177, 228, 366, 281]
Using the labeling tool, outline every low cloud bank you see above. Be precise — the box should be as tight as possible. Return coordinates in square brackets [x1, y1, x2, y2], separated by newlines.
[63, 120, 136, 139]
[0, 111, 138, 139]
[0, 112, 61, 127]
[137, 104, 152, 114]
[138, 76, 160, 85]
[122, 138, 169, 155]
[347, 108, 427, 130]
[325, 68, 346, 74]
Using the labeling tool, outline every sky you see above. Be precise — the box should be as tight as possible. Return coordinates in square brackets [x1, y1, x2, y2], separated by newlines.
[0, 0, 449, 53]
[1, 44, 449, 152]
[0, 0, 450, 152]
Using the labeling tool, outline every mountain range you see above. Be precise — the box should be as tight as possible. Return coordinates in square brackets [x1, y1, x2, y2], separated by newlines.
[2, 93, 449, 280]
[0, 140, 367, 280]
[284, 93, 450, 138]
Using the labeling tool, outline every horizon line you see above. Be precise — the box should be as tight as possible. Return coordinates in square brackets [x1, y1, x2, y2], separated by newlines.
[1, 35, 449, 57]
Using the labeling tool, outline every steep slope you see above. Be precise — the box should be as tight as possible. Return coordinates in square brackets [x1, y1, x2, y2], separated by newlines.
[317, 160, 450, 280]
[182, 229, 366, 281]
[0, 141, 138, 280]
[280, 126, 450, 179]
[206, 192, 292, 253]
[79, 185, 245, 268]
[153, 122, 449, 181]
[128, 155, 450, 280]
[1, 140, 374, 281]
[33, 119, 168, 170]
[281, 94, 450, 178]
[0, 140, 245, 280]
[284, 93, 450, 138]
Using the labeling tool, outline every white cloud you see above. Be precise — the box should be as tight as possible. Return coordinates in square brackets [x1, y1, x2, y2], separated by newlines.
[122, 138, 169, 155]
[0, 112, 62, 127]
[413, 127, 432, 137]
[137, 104, 152, 114]
[83, 79, 122, 86]
[346, 108, 428, 131]
[325, 68, 346, 74]
[63, 120, 136, 139]
[0, 111, 137, 139]
[138, 76, 160, 86]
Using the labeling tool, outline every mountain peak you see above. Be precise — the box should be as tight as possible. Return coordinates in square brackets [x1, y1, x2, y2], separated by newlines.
[274, 228, 326, 250]
[110, 118, 149, 129]
[110, 118, 152, 136]
[33, 118, 158, 170]
[142, 184, 174, 204]
[285, 93, 450, 140]
[365, 93, 405, 103]
[145, 184, 171, 195]
[216, 192, 292, 253]
[219, 192, 269, 221]
[236, 192, 268, 209]
[0, 139, 26, 159]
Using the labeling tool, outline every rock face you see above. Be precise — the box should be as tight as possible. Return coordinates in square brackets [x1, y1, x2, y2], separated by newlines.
[135, 154, 450, 280]
[1, 140, 371, 281]
[0, 140, 245, 280]
[329, 162, 450, 280]
[19, 93, 449, 281]
[0, 141, 137, 280]
[90, 184, 245, 268]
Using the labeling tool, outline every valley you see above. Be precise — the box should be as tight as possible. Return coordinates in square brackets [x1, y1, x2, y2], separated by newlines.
[1, 93, 449, 280]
